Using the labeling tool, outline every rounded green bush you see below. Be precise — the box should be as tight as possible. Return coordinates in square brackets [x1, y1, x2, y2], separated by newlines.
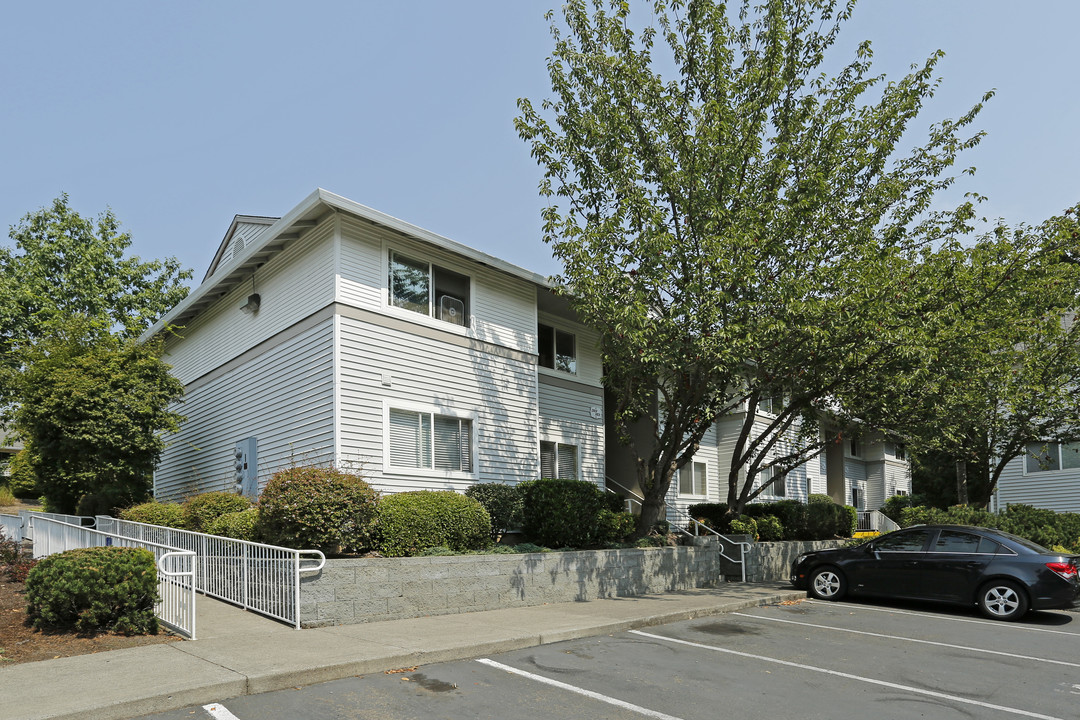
[206, 508, 259, 541]
[183, 491, 253, 533]
[518, 478, 616, 548]
[119, 501, 186, 529]
[729, 516, 758, 540]
[25, 546, 159, 635]
[375, 490, 491, 557]
[756, 514, 784, 541]
[598, 508, 636, 543]
[464, 483, 524, 538]
[256, 466, 379, 552]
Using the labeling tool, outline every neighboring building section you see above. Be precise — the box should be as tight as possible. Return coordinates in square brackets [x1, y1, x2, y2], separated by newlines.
[993, 442, 1080, 514]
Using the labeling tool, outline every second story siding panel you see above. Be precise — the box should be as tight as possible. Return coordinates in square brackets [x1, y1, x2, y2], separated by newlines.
[337, 218, 537, 355]
[164, 219, 337, 385]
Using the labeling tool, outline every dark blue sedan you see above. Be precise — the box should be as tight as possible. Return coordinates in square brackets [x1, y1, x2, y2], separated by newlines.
[790, 524, 1080, 620]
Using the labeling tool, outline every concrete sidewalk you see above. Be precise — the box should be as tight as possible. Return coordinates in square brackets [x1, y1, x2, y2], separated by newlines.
[1, 583, 803, 720]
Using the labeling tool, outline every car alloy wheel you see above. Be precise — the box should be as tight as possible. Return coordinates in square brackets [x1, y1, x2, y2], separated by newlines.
[978, 580, 1028, 621]
[809, 567, 845, 600]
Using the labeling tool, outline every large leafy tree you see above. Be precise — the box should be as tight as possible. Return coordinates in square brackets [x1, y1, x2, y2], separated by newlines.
[0, 194, 191, 406]
[13, 326, 185, 513]
[516, 0, 990, 531]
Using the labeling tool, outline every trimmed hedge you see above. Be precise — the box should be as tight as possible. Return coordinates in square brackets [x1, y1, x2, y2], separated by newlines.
[25, 546, 159, 635]
[464, 483, 524, 538]
[206, 508, 259, 541]
[897, 503, 1080, 553]
[687, 500, 854, 540]
[257, 466, 379, 552]
[183, 491, 253, 533]
[518, 478, 631, 548]
[119, 500, 186, 529]
[375, 491, 491, 557]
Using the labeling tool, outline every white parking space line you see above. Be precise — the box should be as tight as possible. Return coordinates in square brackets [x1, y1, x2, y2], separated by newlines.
[476, 658, 686, 720]
[202, 703, 241, 720]
[630, 630, 1068, 720]
[731, 611, 1080, 668]
[805, 599, 1080, 636]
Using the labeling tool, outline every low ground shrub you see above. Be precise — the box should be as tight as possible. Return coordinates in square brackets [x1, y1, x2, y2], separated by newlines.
[375, 491, 491, 557]
[518, 479, 624, 548]
[119, 501, 186, 529]
[755, 514, 784, 541]
[598, 508, 637, 544]
[729, 516, 758, 540]
[464, 483, 524, 538]
[206, 508, 259, 541]
[687, 502, 729, 532]
[893, 503, 1080, 553]
[256, 466, 379, 552]
[183, 491, 253, 533]
[25, 546, 159, 635]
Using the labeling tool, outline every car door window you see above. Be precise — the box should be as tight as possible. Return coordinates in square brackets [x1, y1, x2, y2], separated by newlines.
[933, 530, 983, 553]
[873, 529, 931, 552]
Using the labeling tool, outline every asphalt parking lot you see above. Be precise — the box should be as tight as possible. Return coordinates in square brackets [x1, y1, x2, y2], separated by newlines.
[139, 598, 1080, 720]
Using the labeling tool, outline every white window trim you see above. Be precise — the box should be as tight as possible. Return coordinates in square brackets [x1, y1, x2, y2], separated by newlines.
[844, 437, 863, 459]
[757, 464, 788, 499]
[382, 400, 479, 479]
[539, 439, 580, 480]
[382, 244, 472, 336]
[677, 459, 710, 499]
[1022, 441, 1080, 475]
[536, 318, 578, 377]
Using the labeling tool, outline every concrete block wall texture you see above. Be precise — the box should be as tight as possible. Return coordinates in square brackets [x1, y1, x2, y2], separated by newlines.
[299, 540, 721, 627]
[721, 539, 849, 583]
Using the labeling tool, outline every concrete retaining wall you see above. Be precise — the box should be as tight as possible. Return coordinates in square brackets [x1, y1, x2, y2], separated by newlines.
[719, 539, 849, 583]
[300, 539, 721, 628]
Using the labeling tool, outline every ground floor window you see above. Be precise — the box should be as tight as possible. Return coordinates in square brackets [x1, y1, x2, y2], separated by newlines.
[540, 441, 577, 480]
[678, 461, 707, 497]
[389, 408, 472, 473]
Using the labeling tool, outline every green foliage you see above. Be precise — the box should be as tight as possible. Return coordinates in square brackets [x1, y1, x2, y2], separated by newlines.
[513, 542, 546, 554]
[6, 449, 37, 498]
[119, 501, 186, 529]
[205, 508, 259, 541]
[729, 517, 758, 540]
[464, 483, 525, 538]
[746, 501, 808, 540]
[808, 494, 834, 505]
[687, 503, 729, 532]
[518, 479, 620, 548]
[25, 546, 159, 635]
[374, 491, 491, 558]
[881, 494, 916, 523]
[12, 329, 185, 513]
[516, 0, 994, 529]
[598, 508, 637, 544]
[998, 504, 1080, 551]
[0, 486, 15, 507]
[183, 491, 253, 533]
[256, 466, 380, 552]
[837, 505, 857, 538]
[755, 515, 784, 542]
[806, 502, 839, 540]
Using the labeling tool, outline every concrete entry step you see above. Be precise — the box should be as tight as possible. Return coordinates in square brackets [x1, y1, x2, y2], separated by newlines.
[194, 593, 296, 640]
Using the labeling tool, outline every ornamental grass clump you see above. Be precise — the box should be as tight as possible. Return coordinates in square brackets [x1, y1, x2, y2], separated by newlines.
[256, 466, 379, 552]
[25, 546, 159, 635]
[375, 490, 491, 557]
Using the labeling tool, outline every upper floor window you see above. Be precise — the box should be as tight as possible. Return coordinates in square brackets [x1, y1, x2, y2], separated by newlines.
[388, 407, 473, 473]
[538, 323, 576, 374]
[759, 465, 786, 497]
[757, 394, 785, 415]
[678, 461, 707, 497]
[540, 441, 578, 480]
[1025, 442, 1080, 473]
[388, 251, 470, 327]
[846, 437, 863, 459]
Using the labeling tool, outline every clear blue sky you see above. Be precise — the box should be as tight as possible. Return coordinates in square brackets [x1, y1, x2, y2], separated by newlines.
[2, 1, 1076, 285]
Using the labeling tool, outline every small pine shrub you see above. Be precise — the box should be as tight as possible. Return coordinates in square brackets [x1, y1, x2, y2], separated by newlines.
[257, 466, 379, 552]
[375, 491, 491, 557]
[119, 501, 187, 529]
[7, 450, 38, 499]
[183, 491, 253, 533]
[518, 479, 613, 548]
[513, 542, 546, 553]
[206, 508, 259, 541]
[755, 514, 784, 541]
[25, 547, 159, 635]
[0, 485, 17, 506]
[837, 505, 857, 538]
[464, 483, 524, 538]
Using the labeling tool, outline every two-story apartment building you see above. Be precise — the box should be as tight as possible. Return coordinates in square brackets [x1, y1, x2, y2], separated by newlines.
[145, 189, 909, 512]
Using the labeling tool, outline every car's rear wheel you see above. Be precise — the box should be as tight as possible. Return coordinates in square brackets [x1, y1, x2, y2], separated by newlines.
[808, 566, 845, 601]
[977, 580, 1028, 621]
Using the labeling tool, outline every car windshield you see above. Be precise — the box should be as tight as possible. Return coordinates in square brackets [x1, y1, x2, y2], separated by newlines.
[988, 529, 1053, 554]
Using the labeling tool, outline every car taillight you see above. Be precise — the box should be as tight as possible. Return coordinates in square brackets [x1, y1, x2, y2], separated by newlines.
[1046, 562, 1078, 581]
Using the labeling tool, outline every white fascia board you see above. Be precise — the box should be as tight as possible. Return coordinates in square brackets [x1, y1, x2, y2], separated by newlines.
[140, 188, 556, 342]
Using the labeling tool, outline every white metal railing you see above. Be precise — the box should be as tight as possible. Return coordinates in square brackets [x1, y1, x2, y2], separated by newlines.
[857, 510, 900, 533]
[1, 513, 23, 541]
[605, 476, 645, 514]
[96, 516, 325, 629]
[29, 516, 196, 639]
[18, 510, 95, 540]
[669, 507, 751, 583]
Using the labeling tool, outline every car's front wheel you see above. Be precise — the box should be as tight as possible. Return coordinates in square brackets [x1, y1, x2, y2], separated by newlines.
[977, 580, 1029, 621]
[808, 566, 846, 601]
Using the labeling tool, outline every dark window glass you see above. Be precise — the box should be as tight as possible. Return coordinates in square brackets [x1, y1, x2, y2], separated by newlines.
[934, 530, 981, 553]
[874, 529, 930, 552]
[538, 324, 554, 369]
[976, 537, 1001, 555]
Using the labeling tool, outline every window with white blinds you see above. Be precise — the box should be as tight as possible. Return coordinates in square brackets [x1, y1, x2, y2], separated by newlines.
[540, 441, 578, 480]
[389, 408, 472, 473]
[678, 461, 707, 496]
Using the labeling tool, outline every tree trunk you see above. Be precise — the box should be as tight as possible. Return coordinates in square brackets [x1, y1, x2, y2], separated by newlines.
[635, 492, 666, 537]
[955, 459, 969, 505]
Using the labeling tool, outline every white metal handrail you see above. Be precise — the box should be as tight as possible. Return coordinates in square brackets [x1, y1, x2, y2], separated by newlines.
[29, 516, 196, 639]
[1, 513, 23, 542]
[857, 510, 900, 533]
[605, 476, 645, 514]
[96, 516, 325, 629]
[18, 510, 95, 540]
[669, 507, 751, 583]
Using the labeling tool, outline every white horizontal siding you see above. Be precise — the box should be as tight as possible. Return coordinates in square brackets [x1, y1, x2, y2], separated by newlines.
[538, 416, 605, 488]
[164, 219, 336, 384]
[537, 311, 603, 387]
[996, 456, 1080, 513]
[337, 216, 537, 354]
[154, 320, 336, 502]
[336, 315, 538, 495]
